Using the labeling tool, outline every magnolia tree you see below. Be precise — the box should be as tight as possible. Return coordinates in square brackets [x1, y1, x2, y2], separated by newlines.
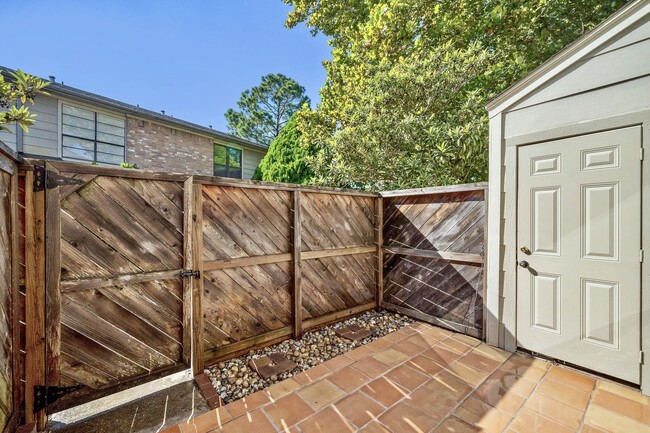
[0, 69, 49, 133]
[283, 0, 628, 190]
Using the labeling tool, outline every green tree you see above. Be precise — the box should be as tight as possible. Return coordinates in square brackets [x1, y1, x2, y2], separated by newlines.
[1, 69, 49, 133]
[284, 0, 627, 190]
[252, 114, 314, 183]
[225, 73, 311, 146]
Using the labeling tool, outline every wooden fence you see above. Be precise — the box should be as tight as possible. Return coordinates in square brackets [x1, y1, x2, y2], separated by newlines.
[380, 184, 487, 337]
[4, 158, 486, 431]
[192, 179, 378, 371]
[0, 143, 20, 433]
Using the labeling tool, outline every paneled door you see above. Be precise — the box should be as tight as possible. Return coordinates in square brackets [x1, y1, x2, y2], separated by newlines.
[516, 126, 642, 383]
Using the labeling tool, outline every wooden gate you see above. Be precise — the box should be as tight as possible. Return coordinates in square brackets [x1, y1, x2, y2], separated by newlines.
[39, 161, 193, 413]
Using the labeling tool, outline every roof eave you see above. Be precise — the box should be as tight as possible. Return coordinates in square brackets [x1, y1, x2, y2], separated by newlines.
[485, 0, 649, 117]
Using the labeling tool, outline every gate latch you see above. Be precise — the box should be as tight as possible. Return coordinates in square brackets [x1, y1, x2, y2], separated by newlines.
[33, 164, 86, 192]
[180, 269, 201, 279]
[34, 385, 84, 412]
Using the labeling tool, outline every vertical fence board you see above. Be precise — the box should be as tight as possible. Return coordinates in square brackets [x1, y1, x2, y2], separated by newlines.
[45, 163, 61, 391]
[192, 184, 204, 375]
[182, 177, 193, 365]
[24, 169, 46, 429]
[292, 191, 302, 338]
[375, 197, 383, 307]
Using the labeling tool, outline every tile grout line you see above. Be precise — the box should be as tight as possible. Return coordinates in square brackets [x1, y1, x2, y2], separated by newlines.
[427, 348, 515, 430]
[361, 330, 484, 431]
[576, 379, 599, 432]
[499, 357, 554, 433]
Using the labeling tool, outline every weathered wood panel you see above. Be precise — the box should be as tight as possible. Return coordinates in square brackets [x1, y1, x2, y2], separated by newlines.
[301, 192, 374, 251]
[202, 264, 292, 353]
[44, 163, 189, 411]
[199, 183, 379, 364]
[382, 190, 485, 336]
[0, 160, 14, 431]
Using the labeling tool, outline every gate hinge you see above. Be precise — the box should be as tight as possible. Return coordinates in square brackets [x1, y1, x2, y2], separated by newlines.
[180, 269, 200, 279]
[641, 250, 645, 263]
[641, 148, 645, 161]
[641, 351, 645, 365]
[34, 385, 83, 412]
[33, 164, 85, 192]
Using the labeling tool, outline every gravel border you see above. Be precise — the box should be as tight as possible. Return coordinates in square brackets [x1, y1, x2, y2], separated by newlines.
[206, 310, 413, 403]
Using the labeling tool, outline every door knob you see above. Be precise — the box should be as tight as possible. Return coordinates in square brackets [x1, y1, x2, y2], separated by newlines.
[520, 246, 531, 255]
[519, 260, 530, 268]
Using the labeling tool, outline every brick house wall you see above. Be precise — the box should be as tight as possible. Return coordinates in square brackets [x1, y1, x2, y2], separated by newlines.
[126, 117, 213, 175]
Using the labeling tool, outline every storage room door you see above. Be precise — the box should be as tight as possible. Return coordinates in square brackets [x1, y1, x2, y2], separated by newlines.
[516, 126, 642, 383]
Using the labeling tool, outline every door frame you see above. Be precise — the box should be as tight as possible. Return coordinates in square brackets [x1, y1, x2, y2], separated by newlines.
[498, 109, 650, 393]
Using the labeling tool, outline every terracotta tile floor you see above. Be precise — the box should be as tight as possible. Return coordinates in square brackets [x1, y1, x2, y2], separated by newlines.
[163, 322, 650, 432]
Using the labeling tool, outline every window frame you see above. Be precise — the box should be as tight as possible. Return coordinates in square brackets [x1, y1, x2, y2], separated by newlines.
[59, 101, 126, 166]
[213, 142, 244, 179]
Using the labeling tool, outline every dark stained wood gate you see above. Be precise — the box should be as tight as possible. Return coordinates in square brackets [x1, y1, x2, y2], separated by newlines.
[42, 161, 193, 412]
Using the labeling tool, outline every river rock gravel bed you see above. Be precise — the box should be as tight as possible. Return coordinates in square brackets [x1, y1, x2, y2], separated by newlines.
[205, 310, 413, 403]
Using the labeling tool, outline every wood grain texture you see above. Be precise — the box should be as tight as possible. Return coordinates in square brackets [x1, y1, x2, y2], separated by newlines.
[0, 158, 14, 431]
[24, 170, 46, 428]
[44, 168, 189, 410]
[383, 190, 486, 335]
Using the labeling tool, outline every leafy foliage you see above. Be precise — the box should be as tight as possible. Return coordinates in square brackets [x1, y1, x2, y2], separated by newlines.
[225, 73, 310, 146]
[253, 114, 314, 183]
[284, 0, 628, 190]
[0, 69, 49, 133]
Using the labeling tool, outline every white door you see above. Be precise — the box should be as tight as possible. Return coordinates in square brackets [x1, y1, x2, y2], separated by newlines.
[516, 126, 642, 384]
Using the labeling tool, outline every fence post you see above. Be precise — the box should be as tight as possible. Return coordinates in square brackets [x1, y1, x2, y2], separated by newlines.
[191, 183, 204, 375]
[292, 190, 302, 339]
[375, 196, 384, 308]
[182, 177, 194, 366]
[45, 163, 62, 400]
[24, 168, 47, 430]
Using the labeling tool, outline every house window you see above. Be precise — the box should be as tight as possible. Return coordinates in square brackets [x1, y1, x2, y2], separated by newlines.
[214, 144, 242, 178]
[62, 104, 125, 165]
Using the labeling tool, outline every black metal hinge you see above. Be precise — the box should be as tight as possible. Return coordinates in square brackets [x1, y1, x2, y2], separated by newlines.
[34, 385, 83, 412]
[33, 164, 86, 192]
[180, 269, 201, 279]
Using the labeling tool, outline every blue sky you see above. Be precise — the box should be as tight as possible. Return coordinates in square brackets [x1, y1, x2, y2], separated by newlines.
[2, 0, 331, 132]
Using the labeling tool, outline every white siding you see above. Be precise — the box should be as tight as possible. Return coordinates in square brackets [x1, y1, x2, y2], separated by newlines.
[243, 148, 265, 179]
[504, 16, 650, 139]
[0, 123, 17, 151]
[23, 94, 59, 157]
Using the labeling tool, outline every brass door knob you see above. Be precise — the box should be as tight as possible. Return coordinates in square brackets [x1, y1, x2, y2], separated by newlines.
[520, 246, 531, 255]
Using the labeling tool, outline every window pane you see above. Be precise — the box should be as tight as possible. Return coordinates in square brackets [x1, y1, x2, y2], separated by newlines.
[97, 121, 124, 137]
[62, 146, 94, 161]
[227, 147, 242, 169]
[230, 168, 242, 179]
[97, 142, 125, 156]
[63, 136, 94, 151]
[63, 124, 95, 140]
[62, 114, 95, 130]
[214, 144, 227, 165]
[97, 113, 124, 128]
[62, 104, 94, 120]
[214, 164, 228, 177]
[97, 132, 125, 146]
[96, 152, 122, 165]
